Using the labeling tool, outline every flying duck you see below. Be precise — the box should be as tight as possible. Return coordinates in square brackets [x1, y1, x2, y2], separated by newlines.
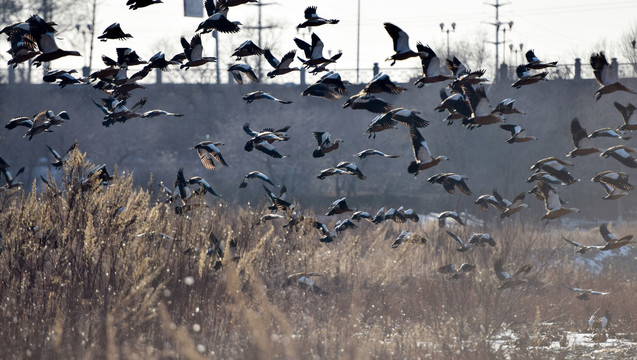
[592, 170, 633, 199]
[567, 118, 602, 157]
[599, 182, 628, 200]
[127, 0, 163, 9]
[600, 145, 637, 168]
[362, 72, 406, 95]
[264, 185, 293, 215]
[383, 208, 406, 223]
[588, 127, 631, 140]
[47, 141, 77, 169]
[180, 34, 216, 70]
[93, 97, 146, 127]
[231, 40, 263, 60]
[427, 173, 472, 195]
[1, 166, 24, 190]
[565, 287, 610, 301]
[530, 157, 578, 185]
[302, 83, 343, 101]
[527, 172, 564, 186]
[313, 131, 343, 157]
[391, 230, 427, 249]
[326, 197, 355, 216]
[257, 213, 285, 225]
[197, 0, 241, 34]
[363, 112, 399, 138]
[407, 124, 448, 175]
[193, 141, 228, 170]
[43, 69, 84, 88]
[336, 161, 365, 180]
[413, 44, 452, 87]
[243, 91, 292, 104]
[388, 108, 430, 128]
[493, 257, 532, 290]
[297, 6, 339, 28]
[435, 88, 472, 125]
[468, 233, 496, 248]
[243, 123, 291, 147]
[590, 52, 636, 100]
[140, 109, 184, 118]
[445, 56, 487, 82]
[333, 219, 357, 235]
[462, 84, 502, 127]
[446, 230, 473, 252]
[511, 65, 548, 89]
[437, 211, 465, 228]
[312, 220, 335, 243]
[343, 92, 394, 114]
[499, 124, 537, 143]
[114, 47, 147, 66]
[285, 272, 327, 295]
[383, 22, 421, 66]
[350, 211, 372, 222]
[598, 222, 633, 250]
[371, 207, 386, 224]
[499, 192, 528, 218]
[143, 51, 181, 72]
[302, 71, 349, 100]
[187, 176, 220, 197]
[524, 49, 557, 69]
[23, 110, 55, 140]
[491, 98, 525, 116]
[264, 49, 300, 78]
[6, 26, 39, 68]
[561, 235, 603, 254]
[397, 207, 419, 222]
[354, 149, 399, 159]
[294, 33, 342, 68]
[239, 171, 277, 188]
[475, 192, 507, 213]
[538, 181, 579, 220]
[97, 23, 133, 41]
[27, 15, 81, 67]
[613, 102, 637, 131]
[228, 63, 259, 84]
[437, 263, 477, 280]
[317, 167, 351, 180]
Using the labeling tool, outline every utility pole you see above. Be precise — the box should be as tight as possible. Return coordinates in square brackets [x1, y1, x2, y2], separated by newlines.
[356, 0, 360, 83]
[246, 1, 275, 80]
[213, 30, 220, 83]
[486, 0, 513, 81]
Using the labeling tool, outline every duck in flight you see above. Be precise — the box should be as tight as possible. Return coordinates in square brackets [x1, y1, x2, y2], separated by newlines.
[180, 34, 216, 70]
[590, 51, 636, 100]
[297, 6, 339, 28]
[383, 22, 422, 66]
[407, 125, 448, 175]
[566, 117, 601, 158]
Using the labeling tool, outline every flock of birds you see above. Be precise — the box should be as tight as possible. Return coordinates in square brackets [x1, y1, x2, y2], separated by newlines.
[2, 0, 637, 336]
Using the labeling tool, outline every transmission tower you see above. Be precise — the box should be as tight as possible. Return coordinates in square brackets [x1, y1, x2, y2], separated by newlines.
[245, 1, 276, 79]
[486, 0, 513, 79]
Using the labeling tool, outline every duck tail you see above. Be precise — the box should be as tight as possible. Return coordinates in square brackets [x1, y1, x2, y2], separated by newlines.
[313, 149, 324, 158]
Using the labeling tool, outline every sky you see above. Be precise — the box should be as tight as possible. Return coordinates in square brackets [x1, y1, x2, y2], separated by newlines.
[9, 0, 637, 81]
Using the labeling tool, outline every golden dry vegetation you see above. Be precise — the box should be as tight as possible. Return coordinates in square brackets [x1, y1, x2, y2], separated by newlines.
[1, 151, 636, 360]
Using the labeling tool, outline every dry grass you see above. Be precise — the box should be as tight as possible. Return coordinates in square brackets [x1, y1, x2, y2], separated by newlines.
[1, 151, 636, 360]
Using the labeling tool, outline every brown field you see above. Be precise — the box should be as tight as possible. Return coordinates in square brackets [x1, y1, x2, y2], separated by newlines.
[1, 152, 636, 360]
